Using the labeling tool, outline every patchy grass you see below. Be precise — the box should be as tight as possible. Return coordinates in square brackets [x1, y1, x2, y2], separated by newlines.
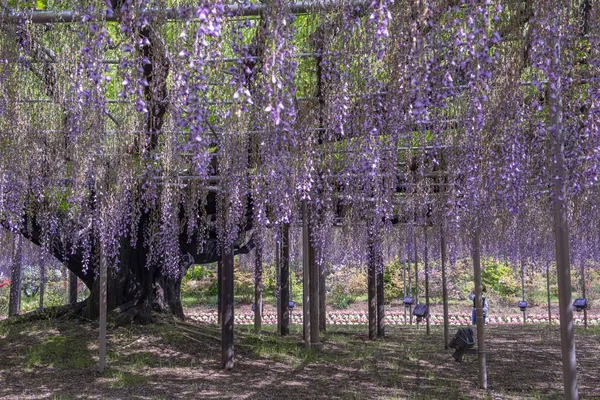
[0, 317, 599, 399]
[26, 335, 92, 369]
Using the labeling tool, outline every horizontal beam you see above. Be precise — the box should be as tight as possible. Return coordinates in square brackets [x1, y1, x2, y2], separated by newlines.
[7, 1, 368, 24]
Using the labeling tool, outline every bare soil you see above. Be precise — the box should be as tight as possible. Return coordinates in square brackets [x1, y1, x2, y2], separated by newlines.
[1, 315, 599, 400]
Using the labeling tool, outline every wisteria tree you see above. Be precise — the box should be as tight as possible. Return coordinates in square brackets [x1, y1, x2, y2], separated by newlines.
[0, 0, 599, 395]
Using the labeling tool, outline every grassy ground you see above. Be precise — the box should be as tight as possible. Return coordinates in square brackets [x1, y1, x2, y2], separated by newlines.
[1, 316, 599, 400]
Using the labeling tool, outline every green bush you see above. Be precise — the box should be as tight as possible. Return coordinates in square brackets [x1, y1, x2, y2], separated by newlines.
[332, 293, 352, 309]
[482, 259, 519, 298]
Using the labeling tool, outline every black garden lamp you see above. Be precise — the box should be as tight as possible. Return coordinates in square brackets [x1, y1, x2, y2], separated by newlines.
[518, 300, 528, 312]
[573, 298, 588, 312]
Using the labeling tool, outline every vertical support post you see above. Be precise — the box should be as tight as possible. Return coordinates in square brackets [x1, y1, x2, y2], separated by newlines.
[403, 257, 407, 325]
[550, 24, 578, 400]
[547, 262, 552, 326]
[309, 225, 320, 347]
[221, 247, 235, 370]
[281, 224, 290, 336]
[254, 243, 263, 333]
[521, 258, 526, 325]
[319, 260, 327, 333]
[376, 250, 385, 338]
[39, 252, 46, 310]
[424, 224, 430, 336]
[580, 260, 587, 329]
[302, 202, 311, 349]
[367, 233, 377, 340]
[440, 222, 449, 349]
[408, 234, 413, 326]
[217, 260, 222, 325]
[472, 222, 487, 389]
[413, 228, 419, 328]
[69, 271, 78, 305]
[99, 242, 107, 373]
[9, 234, 22, 317]
[276, 233, 282, 334]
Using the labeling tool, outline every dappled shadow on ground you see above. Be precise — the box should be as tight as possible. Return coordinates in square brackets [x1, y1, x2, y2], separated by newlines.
[1, 318, 599, 399]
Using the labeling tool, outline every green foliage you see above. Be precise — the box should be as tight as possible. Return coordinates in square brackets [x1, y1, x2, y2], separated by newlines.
[383, 259, 406, 299]
[234, 265, 254, 304]
[332, 293, 352, 309]
[481, 259, 520, 298]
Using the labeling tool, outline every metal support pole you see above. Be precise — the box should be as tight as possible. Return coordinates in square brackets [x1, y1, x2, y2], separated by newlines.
[254, 244, 263, 333]
[441, 222, 449, 349]
[581, 260, 587, 329]
[302, 203, 311, 349]
[276, 234, 282, 334]
[221, 247, 235, 370]
[424, 224, 430, 336]
[8, 235, 22, 317]
[413, 229, 419, 328]
[472, 223, 487, 389]
[521, 258, 526, 325]
[550, 25, 578, 400]
[309, 225, 320, 348]
[403, 257, 407, 325]
[367, 233, 377, 340]
[547, 262, 552, 326]
[99, 243, 107, 373]
[281, 224, 290, 336]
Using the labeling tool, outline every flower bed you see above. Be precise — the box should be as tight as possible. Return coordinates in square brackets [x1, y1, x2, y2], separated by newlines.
[186, 311, 600, 326]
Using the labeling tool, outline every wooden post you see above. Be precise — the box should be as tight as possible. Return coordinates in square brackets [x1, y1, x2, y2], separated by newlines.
[217, 260, 222, 325]
[547, 262, 552, 326]
[424, 224, 430, 336]
[302, 202, 311, 349]
[376, 251, 384, 338]
[309, 225, 320, 347]
[413, 229, 419, 328]
[99, 243, 107, 373]
[408, 235, 413, 326]
[367, 233, 377, 340]
[39, 252, 46, 309]
[319, 259, 327, 333]
[8, 235, 22, 317]
[276, 232, 282, 334]
[403, 257, 407, 325]
[581, 259, 587, 329]
[550, 26, 578, 400]
[440, 222, 449, 349]
[254, 244, 263, 333]
[221, 247, 235, 370]
[472, 222, 487, 389]
[280, 224, 290, 336]
[521, 258, 526, 325]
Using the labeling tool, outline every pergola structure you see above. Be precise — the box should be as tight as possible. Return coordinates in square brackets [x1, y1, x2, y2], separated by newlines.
[1, 2, 599, 399]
